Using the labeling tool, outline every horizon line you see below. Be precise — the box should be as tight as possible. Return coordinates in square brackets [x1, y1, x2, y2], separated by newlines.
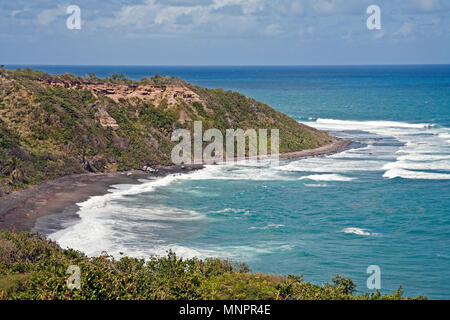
[3, 63, 450, 68]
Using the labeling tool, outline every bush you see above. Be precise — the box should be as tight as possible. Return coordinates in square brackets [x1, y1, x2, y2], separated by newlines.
[0, 230, 424, 300]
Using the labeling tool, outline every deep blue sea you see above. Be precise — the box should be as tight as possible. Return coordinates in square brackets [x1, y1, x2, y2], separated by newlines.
[9, 65, 450, 299]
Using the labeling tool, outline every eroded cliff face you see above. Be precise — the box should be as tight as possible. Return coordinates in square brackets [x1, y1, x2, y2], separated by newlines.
[35, 77, 215, 125]
[38, 78, 207, 108]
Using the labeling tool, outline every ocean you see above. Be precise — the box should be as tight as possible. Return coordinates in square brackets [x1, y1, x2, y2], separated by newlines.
[9, 65, 450, 299]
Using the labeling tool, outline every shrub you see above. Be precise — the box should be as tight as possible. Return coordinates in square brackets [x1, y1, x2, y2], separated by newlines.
[0, 230, 424, 300]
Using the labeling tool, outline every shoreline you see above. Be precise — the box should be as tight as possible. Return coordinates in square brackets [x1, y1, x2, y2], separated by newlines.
[0, 165, 202, 232]
[0, 138, 351, 232]
[279, 137, 351, 159]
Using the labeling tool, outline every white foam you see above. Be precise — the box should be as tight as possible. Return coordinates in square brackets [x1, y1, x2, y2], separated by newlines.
[300, 119, 450, 180]
[341, 227, 379, 236]
[49, 162, 295, 258]
[210, 242, 297, 260]
[299, 174, 355, 181]
[49, 202, 208, 258]
[383, 159, 450, 171]
[279, 157, 385, 173]
[48, 170, 213, 258]
[439, 132, 450, 142]
[397, 154, 450, 161]
[189, 162, 294, 181]
[141, 245, 225, 260]
[383, 168, 450, 180]
[249, 223, 285, 230]
[304, 183, 328, 187]
[213, 208, 251, 216]
[314, 118, 432, 130]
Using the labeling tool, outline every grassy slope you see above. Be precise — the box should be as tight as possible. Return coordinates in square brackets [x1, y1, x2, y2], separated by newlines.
[0, 230, 423, 300]
[0, 67, 331, 195]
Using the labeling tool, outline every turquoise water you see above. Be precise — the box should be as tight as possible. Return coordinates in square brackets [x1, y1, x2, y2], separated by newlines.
[14, 65, 450, 299]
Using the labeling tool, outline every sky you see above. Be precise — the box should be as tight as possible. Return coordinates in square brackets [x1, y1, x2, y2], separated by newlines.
[1, 0, 449, 65]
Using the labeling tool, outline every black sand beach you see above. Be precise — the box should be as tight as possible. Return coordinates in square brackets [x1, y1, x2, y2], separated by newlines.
[0, 138, 351, 232]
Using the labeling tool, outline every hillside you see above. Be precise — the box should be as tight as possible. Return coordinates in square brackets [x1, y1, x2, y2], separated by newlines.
[0, 230, 422, 300]
[0, 67, 332, 195]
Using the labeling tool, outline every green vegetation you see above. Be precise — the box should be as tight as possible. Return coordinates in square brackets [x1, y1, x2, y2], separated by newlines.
[0, 67, 331, 195]
[0, 230, 424, 300]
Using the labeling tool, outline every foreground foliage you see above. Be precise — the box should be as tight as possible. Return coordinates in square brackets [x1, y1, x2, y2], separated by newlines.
[0, 230, 424, 300]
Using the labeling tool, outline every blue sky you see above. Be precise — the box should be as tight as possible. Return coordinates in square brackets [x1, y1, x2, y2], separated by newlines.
[1, 0, 449, 65]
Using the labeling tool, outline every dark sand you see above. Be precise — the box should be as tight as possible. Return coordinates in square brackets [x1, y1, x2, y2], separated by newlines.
[280, 138, 351, 159]
[0, 166, 202, 232]
[0, 138, 351, 232]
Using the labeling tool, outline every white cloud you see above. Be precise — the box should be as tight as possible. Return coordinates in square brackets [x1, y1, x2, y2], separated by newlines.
[392, 21, 414, 39]
[36, 5, 66, 26]
[290, 1, 305, 15]
[263, 24, 283, 36]
[309, 0, 372, 16]
[312, 0, 336, 15]
[112, 0, 263, 29]
[409, 0, 442, 12]
[11, 9, 28, 18]
[24, 0, 448, 44]
[298, 26, 314, 38]
[100, 0, 267, 38]
[154, 5, 201, 25]
[374, 29, 386, 39]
